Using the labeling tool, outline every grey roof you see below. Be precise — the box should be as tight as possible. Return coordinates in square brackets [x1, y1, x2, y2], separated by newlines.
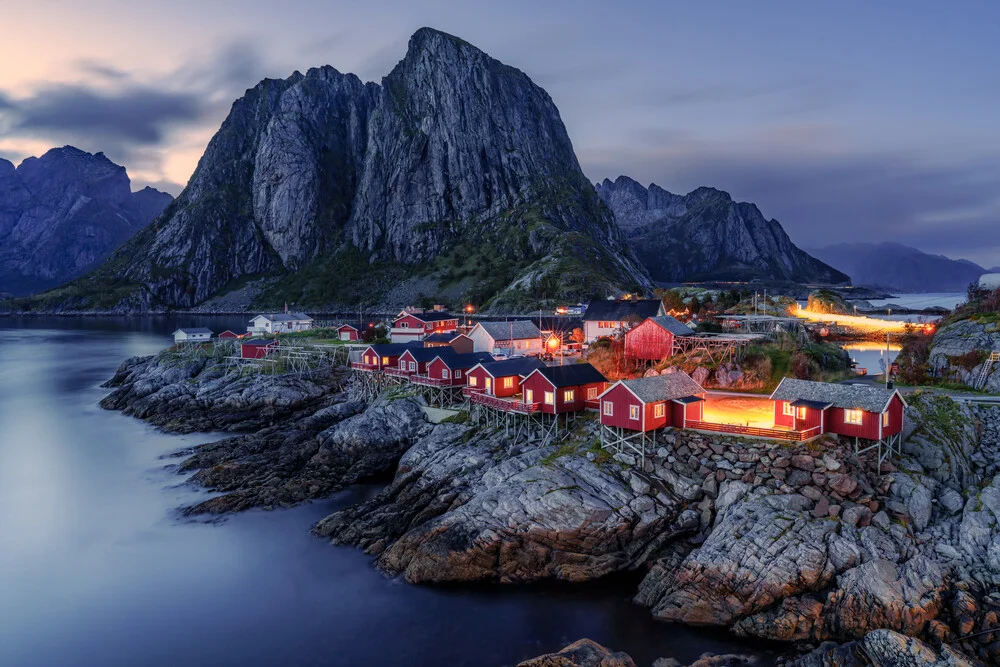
[770, 378, 904, 413]
[253, 312, 312, 322]
[435, 351, 495, 369]
[647, 315, 696, 337]
[173, 327, 213, 335]
[476, 320, 542, 341]
[243, 338, 278, 346]
[583, 299, 663, 322]
[477, 357, 546, 378]
[532, 363, 607, 388]
[616, 372, 705, 403]
[367, 342, 423, 356]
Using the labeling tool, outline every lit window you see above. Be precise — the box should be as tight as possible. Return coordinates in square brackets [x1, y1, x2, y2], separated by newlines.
[587, 387, 598, 399]
[486, 378, 493, 392]
[544, 391, 554, 405]
[654, 403, 665, 418]
[381, 356, 389, 365]
[796, 407, 807, 420]
[782, 402, 794, 416]
[525, 389, 534, 403]
[629, 405, 640, 420]
[603, 401, 613, 416]
[882, 412, 889, 427]
[469, 376, 478, 387]
[844, 409, 863, 425]
[504, 377, 514, 389]
[564, 389, 575, 402]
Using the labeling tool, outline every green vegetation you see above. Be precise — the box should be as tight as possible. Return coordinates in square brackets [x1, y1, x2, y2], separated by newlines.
[441, 410, 471, 425]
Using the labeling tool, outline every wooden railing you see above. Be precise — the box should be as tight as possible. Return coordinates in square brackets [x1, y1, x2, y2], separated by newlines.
[383, 367, 414, 377]
[469, 391, 540, 413]
[462, 386, 484, 397]
[686, 420, 809, 441]
[350, 361, 379, 371]
[411, 375, 464, 387]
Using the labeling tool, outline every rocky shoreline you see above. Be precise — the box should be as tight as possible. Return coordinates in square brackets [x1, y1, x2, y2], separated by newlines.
[101, 351, 1000, 665]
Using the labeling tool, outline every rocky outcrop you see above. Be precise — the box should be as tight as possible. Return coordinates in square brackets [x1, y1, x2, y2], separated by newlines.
[785, 629, 980, 666]
[596, 176, 847, 285]
[517, 639, 636, 667]
[0, 146, 171, 296]
[927, 319, 1000, 392]
[99, 348, 344, 433]
[51, 28, 649, 311]
[316, 419, 681, 583]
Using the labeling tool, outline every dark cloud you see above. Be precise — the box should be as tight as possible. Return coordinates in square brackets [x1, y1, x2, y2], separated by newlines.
[75, 60, 131, 80]
[10, 84, 202, 144]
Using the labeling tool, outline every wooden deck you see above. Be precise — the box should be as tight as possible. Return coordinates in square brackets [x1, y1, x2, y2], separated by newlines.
[468, 391, 540, 414]
[349, 361, 379, 371]
[686, 420, 820, 441]
[411, 374, 465, 387]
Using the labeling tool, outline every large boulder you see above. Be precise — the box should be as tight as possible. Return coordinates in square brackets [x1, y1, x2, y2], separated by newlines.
[517, 639, 635, 667]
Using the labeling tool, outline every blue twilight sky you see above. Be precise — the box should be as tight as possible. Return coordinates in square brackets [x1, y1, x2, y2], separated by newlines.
[1, 0, 998, 265]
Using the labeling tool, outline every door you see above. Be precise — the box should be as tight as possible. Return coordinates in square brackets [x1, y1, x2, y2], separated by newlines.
[485, 377, 492, 393]
[340, 331, 349, 341]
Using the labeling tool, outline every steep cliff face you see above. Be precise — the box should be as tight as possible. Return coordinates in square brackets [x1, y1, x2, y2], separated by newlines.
[0, 147, 171, 296]
[52, 28, 648, 311]
[597, 175, 848, 285]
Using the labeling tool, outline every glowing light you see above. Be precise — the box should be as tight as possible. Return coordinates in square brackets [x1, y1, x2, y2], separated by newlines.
[546, 336, 560, 350]
[791, 305, 910, 332]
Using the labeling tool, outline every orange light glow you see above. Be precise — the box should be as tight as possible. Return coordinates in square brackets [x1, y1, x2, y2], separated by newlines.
[546, 336, 560, 350]
[702, 395, 777, 428]
[791, 304, 909, 332]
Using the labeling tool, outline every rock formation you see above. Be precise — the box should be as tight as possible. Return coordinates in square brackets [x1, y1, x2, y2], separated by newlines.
[809, 242, 986, 293]
[596, 176, 847, 285]
[49, 28, 649, 311]
[0, 147, 171, 295]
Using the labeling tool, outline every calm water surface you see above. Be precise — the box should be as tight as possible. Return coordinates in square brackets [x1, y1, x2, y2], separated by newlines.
[0, 317, 774, 667]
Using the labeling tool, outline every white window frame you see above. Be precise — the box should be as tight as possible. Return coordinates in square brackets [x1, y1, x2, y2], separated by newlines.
[882, 411, 889, 427]
[400, 322, 409, 328]
[629, 405, 640, 420]
[455, 370, 462, 378]
[844, 409, 863, 426]
[544, 391, 554, 405]
[409, 361, 416, 371]
[782, 402, 793, 416]
[503, 377, 514, 389]
[564, 389, 575, 402]
[525, 389, 534, 403]
[796, 407, 807, 420]
[603, 401, 613, 416]
[469, 376, 478, 387]
[654, 403, 665, 418]
[400, 360, 407, 369]
[442, 369, 450, 379]
[587, 387, 598, 399]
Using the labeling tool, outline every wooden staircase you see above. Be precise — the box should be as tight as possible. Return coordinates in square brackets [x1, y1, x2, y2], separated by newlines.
[974, 351, 1000, 390]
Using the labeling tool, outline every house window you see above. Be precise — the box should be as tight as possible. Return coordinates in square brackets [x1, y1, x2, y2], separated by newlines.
[400, 322, 409, 328]
[882, 411, 890, 427]
[587, 387, 598, 399]
[654, 403, 665, 418]
[544, 391, 554, 405]
[603, 401, 613, 416]
[409, 362, 416, 371]
[564, 389, 575, 402]
[844, 409, 863, 425]
[796, 407, 807, 420]
[525, 389, 534, 403]
[456, 370, 462, 378]
[503, 377, 514, 389]
[400, 360, 407, 369]
[382, 356, 389, 365]
[442, 369, 450, 379]
[629, 405, 640, 420]
[469, 376, 478, 387]
[782, 402, 794, 416]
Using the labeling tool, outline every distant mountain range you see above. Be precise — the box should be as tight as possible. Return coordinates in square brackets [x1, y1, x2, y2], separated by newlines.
[807, 242, 986, 293]
[596, 176, 849, 285]
[0, 147, 172, 296]
[28, 28, 650, 312]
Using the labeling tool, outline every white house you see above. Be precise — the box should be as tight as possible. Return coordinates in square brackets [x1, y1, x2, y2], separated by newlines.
[173, 328, 213, 345]
[247, 312, 314, 334]
[468, 320, 543, 356]
[581, 299, 665, 342]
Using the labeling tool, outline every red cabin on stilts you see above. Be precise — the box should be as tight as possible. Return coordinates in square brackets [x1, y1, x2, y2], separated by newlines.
[598, 372, 705, 432]
[241, 339, 279, 359]
[624, 315, 696, 361]
[519, 363, 608, 414]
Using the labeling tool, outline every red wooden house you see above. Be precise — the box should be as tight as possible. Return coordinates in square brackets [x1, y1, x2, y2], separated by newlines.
[416, 351, 494, 387]
[391, 347, 442, 377]
[390, 310, 459, 343]
[334, 324, 360, 341]
[599, 372, 705, 432]
[351, 343, 422, 371]
[465, 358, 545, 397]
[423, 332, 474, 354]
[769, 378, 906, 441]
[241, 339, 279, 359]
[520, 363, 608, 414]
[218, 330, 241, 339]
[624, 316, 696, 361]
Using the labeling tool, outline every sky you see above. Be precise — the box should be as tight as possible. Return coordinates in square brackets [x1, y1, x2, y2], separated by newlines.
[1, 0, 998, 266]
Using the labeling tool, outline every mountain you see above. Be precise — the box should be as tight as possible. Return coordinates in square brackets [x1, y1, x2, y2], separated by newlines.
[596, 176, 848, 285]
[46, 28, 649, 311]
[807, 242, 986, 292]
[0, 147, 172, 296]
